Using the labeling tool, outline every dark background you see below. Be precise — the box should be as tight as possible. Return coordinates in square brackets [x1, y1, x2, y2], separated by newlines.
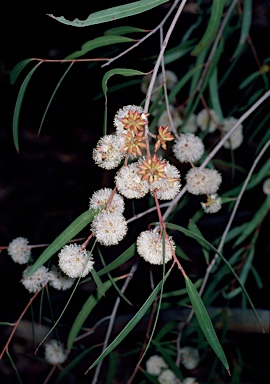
[0, 1, 269, 383]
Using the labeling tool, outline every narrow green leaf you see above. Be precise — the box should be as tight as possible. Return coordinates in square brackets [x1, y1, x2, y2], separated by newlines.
[231, 0, 252, 60]
[104, 26, 147, 35]
[209, 67, 223, 122]
[91, 267, 105, 296]
[98, 243, 136, 276]
[234, 195, 270, 246]
[10, 58, 35, 84]
[86, 270, 170, 372]
[55, 344, 100, 383]
[12, 62, 42, 152]
[38, 63, 73, 136]
[25, 209, 96, 278]
[102, 68, 145, 134]
[64, 35, 134, 60]
[188, 219, 209, 264]
[191, 0, 225, 56]
[239, 71, 260, 89]
[185, 276, 230, 372]
[6, 351, 23, 384]
[162, 39, 196, 65]
[164, 222, 265, 331]
[67, 279, 115, 350]
[48, 0, 170, 27]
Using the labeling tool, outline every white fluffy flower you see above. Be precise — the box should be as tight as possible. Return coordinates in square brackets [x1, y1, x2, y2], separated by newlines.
[222, 116, 243, 149]
[7, 237, 31, 265]
[182, 114, 198, 133]
[49, 265, 75, 290]
[137, 230, 175, 265]
[186, 167, 222, 195]
[263, 178, 270, 195]
[113, 105, 147, 134]
[181, 347, 200, 370]
[158, 105, 182, 131]
[115, 162, 149, 199]
[92, 134, 125, 170]
[172, 133, 204, 163]
[91, 211, 128, 246]
[157, 70, 178, 90]
[44, 339, 67, 365]
[58, 244, 94, 278]
[182, 378, 198, 384]
[201, 193, 222, 213]
[196, 109, 218, 133]
[158, 369, 178, 384]
[22, 266, 51, 293]
[146, 355, 168, 376]
[150, 163, 181, 200]
[89, 188, 125, 214]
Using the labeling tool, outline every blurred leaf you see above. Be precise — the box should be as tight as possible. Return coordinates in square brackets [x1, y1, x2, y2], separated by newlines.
[25, 209, 96, 278]
[91, 267, 105, 296]
[222, 247, 254, 299]
[209, 67, 223, 122]
[107, 352, 117, 384]
[10, 58, 34, 84]
[12, 62, 42, 152]
[185, 275, 230, 372]
[234, 195, 270, 247]
[48, 0, 170, 27]
[188, 219, 209, 264]
[86, 269, 171, 372]
[251, 265, 263, 289]
[163, 39, 196, 65]
[56, 345, 99, 382]
[67, 279, 116, 350]
[104, 26, 147, 35]
[231, 0, 252, 60]
[165, 222, 264, 331]
[239, 71, 261, 89]
[64, 35, 134, 60]
[6, 351, 22, 384]
[191, 0, 225, 56]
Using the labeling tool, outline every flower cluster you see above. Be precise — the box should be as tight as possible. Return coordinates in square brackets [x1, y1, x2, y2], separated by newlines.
[90, 101, 224, 260]
[145, 355, 197, 383]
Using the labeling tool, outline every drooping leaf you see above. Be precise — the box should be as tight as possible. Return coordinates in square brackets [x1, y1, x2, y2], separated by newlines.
[24, 209, 96, 278]
[104, 26, 147, 36]
[85, 270, 170, 372]
[191, 0, 225, 56]
[231, 0, 252, 60]
[10, 58, 35, 84]
[234, 195, 270, 246]
[185, 275, 230, 372]
[38, 63, 74, 136]
[164, 222, 264, 331]
[12, 62, 42, 152]
[48, 0, 170, 27]
[67, 279, 116, 350]
[64, 35, 134, 60]
[102, 68, 145, 134]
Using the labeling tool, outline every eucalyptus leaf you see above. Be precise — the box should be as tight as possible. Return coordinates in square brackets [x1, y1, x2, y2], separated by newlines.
[48, 0, 170, 27]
